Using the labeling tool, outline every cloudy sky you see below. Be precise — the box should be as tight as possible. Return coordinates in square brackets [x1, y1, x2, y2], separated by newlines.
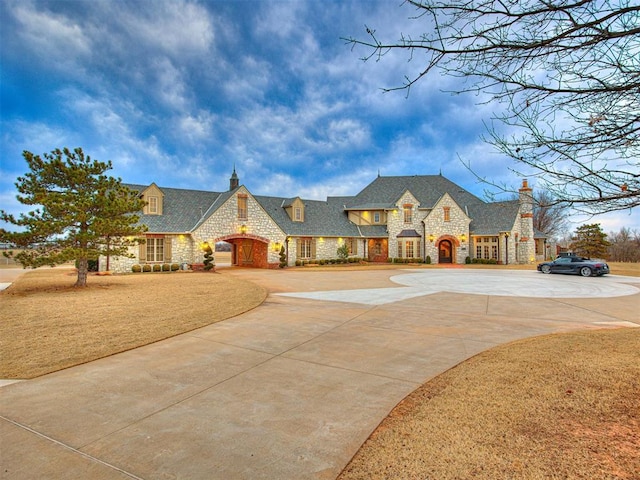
[1, 0, 637, 234]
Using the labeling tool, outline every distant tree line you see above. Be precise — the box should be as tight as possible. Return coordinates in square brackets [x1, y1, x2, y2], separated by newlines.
[607, 227, 640, 262]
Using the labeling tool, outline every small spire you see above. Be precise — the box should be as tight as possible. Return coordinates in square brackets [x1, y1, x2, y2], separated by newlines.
[229, 165, 239, 190]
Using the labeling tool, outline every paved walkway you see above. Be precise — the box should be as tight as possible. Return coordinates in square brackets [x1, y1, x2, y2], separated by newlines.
[1, 269, 639, 479]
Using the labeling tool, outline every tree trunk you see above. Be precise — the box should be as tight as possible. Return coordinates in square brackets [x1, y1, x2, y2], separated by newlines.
[75, 258, 88, 287]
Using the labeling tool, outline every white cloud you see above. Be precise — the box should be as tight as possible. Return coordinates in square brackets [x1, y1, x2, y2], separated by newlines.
[10, 2, 91, 64]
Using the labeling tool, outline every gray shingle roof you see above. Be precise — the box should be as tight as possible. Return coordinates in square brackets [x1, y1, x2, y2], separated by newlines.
[125, 184, 223, 233]
[254, 195, 361, 237]
[346, 175, 484, 210]
[468, 201, 519, 235]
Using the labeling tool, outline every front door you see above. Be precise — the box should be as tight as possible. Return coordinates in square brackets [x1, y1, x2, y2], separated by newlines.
[239, 239, 254, 265]
[439, 240, 453, 263]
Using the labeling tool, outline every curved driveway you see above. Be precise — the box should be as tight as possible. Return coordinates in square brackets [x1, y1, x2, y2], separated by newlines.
[1, 268, 639, 479]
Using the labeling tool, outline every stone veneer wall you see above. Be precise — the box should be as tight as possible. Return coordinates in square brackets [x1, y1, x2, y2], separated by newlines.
[422, 194, 471, 264]
[193, 188, 287, 267]
[386, 191, 424, 260]
[102, 234, 198, 273]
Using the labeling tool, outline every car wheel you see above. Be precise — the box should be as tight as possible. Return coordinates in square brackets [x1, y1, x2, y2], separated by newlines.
[541, 265, 552, 274]
[580, 266, 592, 277]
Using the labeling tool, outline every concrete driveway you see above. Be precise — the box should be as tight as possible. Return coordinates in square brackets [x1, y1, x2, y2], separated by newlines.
[1, 268, 638, 479]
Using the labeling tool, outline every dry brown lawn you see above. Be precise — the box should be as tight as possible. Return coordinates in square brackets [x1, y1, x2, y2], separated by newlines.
[0, 267, 266, 378]
[2, 263, 639, 479]
[338, 328, 640, 480]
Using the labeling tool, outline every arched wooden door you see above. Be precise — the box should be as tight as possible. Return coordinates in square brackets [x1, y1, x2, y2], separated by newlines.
[439, 239, 453, 263]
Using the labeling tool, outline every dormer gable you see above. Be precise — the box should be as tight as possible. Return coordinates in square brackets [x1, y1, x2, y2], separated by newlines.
[140, 183, 164, 215]
[283, 197, 305, 222]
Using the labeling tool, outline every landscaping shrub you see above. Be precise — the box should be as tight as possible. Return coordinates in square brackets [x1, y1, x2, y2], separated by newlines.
[426, 255, 431, 264]
[171, 263, 180, 271]
[203, 244, 214, 271]
[153, 264, 162, 272]
[465, 256, 471, 264]
[279, 245, 287, 268]
[142, 264, 152, 272]
[295, 260, 302, 266]
[132, 264, 142, 273]
[337, 243, 349, 260]
[162, 264, 171, 271]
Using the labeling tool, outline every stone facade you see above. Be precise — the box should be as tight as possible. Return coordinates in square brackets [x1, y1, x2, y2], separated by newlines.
[101, 174, 540, 271]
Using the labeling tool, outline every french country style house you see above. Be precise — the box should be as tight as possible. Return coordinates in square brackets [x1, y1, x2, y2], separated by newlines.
[103, 170, 545, 272]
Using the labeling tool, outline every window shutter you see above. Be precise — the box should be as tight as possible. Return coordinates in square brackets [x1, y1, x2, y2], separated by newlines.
[352, 239, 358, 255]
[296, 238, 301, 259]
[164, 237, 172, 262]
[139, 239, 147, 262]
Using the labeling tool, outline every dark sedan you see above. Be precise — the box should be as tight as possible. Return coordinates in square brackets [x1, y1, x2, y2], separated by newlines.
[537, 256, 610, 277]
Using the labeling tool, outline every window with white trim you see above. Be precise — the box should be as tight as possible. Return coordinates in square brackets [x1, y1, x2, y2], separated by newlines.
[148, 196, 159, 214]
[299, 238, 312, 259]
[146, 238, 164, 262]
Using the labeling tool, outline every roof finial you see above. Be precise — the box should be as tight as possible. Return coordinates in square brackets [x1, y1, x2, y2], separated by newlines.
[377, 168, 380, 178]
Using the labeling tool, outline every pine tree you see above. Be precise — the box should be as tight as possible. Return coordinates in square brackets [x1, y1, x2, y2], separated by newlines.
[570, 224, 610, 259]
[0, 148, 147, 287]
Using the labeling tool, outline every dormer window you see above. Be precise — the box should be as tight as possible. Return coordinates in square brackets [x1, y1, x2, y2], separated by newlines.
[141, 183, 164, 215]
[148, 196, 159, 214]
[295, 207, 302, 221]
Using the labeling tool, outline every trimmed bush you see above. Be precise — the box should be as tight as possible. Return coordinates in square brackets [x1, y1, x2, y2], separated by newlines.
[132, 264, 142, 273]
[162, 264, 171, 271]
[153, 264, 162, 272]
[295, 260, 302, 266]
[142, 264, 152, 272]
[465, 256, 471, 264]
[171, 263, 180, 271]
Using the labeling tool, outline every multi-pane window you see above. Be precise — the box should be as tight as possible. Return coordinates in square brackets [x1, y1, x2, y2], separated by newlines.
[403, 205, 413, 223]
[237, 195, 248, 220]
[373, 212, 380, 223]
[299, 238, 312, 258]
[492, 245, 498, 259]
[373, 241, 382, 255]
[397, 243, 403, 258]
[294, 207, 302, 221]
[476, 245, 482, 258]
[443, 206, 451, 222]
[484, 246, 490, 259]
[405, 241, 414, 258]
[146, 238, 164, 262]
[148, 196, 158, 214]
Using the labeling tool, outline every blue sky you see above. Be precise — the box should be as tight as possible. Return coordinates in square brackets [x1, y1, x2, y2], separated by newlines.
[1, 0, 637, 234]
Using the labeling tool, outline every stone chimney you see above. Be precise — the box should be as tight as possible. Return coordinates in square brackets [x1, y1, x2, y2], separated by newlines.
[229, 165, 239, 191]
[518, 179, 535, 262]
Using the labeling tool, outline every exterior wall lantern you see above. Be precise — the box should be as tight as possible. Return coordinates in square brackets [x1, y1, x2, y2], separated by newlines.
[428, 234, 435, 243]
[273, 242, 282, 252]
[240, 224, 247, 234]
[460, 233, 467, 243]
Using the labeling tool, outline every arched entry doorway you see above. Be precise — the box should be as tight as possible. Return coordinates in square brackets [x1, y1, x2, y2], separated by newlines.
[439, 239, 453, 263]
[215, 233, 271, 268]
